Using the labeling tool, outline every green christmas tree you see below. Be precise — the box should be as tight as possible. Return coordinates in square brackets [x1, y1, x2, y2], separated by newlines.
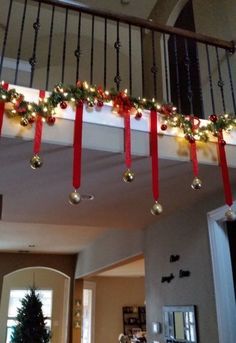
[10, 288, 51, 343]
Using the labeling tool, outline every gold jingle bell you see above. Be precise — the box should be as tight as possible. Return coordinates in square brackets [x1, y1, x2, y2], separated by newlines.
[30, 154, 43, 169]
[191, 176, 202, 190]
[123, 169, 135, 183]
[225, 208, 236, 221]
[151, 201, 163, 216]
[69, 190, 81, 205]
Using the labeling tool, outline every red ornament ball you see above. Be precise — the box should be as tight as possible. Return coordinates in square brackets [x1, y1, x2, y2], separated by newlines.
[220, 139, 226, 146]
[28, 116, 35, 124]
[188, 136, 196, 144]
[161, 124, 168, 131]
[60, 101, 67, 110]
[47, 116, 56, 125]
[135, 112, 142, 120]
[97, 100, 104, 108]
[209, 114, 217, 122]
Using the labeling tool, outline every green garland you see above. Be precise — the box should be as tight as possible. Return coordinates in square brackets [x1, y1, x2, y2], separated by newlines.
[1, 80, 236, 143]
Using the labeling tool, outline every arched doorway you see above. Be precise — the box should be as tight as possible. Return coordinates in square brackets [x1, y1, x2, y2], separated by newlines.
[0, 267, 70, 343]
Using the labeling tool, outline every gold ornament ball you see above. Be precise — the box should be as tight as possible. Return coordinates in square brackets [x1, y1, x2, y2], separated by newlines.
[151, 201, 163, 216]
[20, 117, 29, 127]
[191, 176, 202, 190]
[123, 169, 135, 183]
[30, 155, 43, 169]
[225, 208, 236, 221]
[69, 190, 81, 205]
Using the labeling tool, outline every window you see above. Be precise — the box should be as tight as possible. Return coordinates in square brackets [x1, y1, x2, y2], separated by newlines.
[6, 289, 53, 343]
[82, 282, 96, 343]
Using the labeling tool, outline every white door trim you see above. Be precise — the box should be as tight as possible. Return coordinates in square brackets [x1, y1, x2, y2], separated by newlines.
[208, 204, 236, 343]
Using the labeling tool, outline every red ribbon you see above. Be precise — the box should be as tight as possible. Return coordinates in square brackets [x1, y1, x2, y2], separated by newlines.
[73, 101, 83, 189]
[33, 90, 45, 155]
[150, 110, 159, 201]
[190, 142, 199, 177]
[0, 82, 9, 135]
[124, 112, 131, 169]
[189, 116, 199, 177]
[218, 130, 233, 207]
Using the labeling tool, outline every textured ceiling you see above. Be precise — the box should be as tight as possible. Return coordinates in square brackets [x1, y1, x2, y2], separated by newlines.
[0, 137, 236, 254]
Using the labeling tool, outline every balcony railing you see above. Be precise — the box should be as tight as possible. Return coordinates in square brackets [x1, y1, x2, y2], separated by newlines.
[0, 0, 235, 118]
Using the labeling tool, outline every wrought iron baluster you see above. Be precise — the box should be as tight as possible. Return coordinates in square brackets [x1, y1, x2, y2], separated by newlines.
[194, 42, 204, 117]
[140, 27, 145, 98]
[61, 8, 68, 83]
[163, 33, 170, 103]
[0, 0, 13, 79]
[205, 44, 215, 113]
[226, 51, 236, 113]
[114, 21, 121, 91]
[75, 12, 82, 82]
[184, 38, 193, 114]
[104, 18, 107, 89]
[215, 47, 226, 112]
[173, 35, 181, 112]
[46, 5, 55, 90]
[151, 30, 157, 99]
[90, 15, 95, 85]
[29, 1, 41, 88]
[128, 24, 132, 95]
[14, 0, 27, 85]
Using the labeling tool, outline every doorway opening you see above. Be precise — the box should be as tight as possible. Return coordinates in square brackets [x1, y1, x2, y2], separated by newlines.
[82, 256, 145, 343]
[208, 205, 236, 343]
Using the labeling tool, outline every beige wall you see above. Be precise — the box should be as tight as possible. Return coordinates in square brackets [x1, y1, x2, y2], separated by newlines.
[144, 192, 220, 343]
[89, 276, 145, 343]
[0, 252, 77, 342]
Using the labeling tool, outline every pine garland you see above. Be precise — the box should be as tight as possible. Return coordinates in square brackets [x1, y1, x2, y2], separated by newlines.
[1, 80, 236, 143]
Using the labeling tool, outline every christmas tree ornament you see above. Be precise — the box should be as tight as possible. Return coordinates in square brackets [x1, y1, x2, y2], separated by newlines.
[123, 112, 134, 183]
[30, 154, 43, 169]
[151, 201, 163, 216]
[86, 101, 94, 112]
[161, 123, 167, 131]
[28, 116, 35, 124]
[225, 208, 236, 221]
[209, 114, 217, 122]
[191, 176, 202, 190]
[60, 101, 67, 109]
[96, 100, 104, 111]
[218, 130, 234, 214]
[150, 110, 162, 215]
[46, 116, 56, 125]
[123, 169, 135, 183]
[188, 135, 195, 144]
[69, 190, 81, 205]
[20, 117, 29, 127]
[135, 110, 142, 120]
[70, 101, 84, 206]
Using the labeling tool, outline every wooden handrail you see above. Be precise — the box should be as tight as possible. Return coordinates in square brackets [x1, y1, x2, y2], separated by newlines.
[32, 0, 235, 52]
